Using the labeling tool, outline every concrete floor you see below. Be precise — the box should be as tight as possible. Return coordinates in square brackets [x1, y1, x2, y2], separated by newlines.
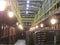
[14, 40, 26, 45]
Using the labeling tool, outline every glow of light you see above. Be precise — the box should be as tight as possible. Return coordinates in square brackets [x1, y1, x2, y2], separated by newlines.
[30, 28, 33, 30]
[35, 25, 39, 28]
[26, 11, 28, 14]
[27, 0, 30, 3]
[8, 11, 14, 18]
[1, 25, 3, 29]
[0, 0, 7, 11]
[29, 27, 35, 31]
[26, 4, 29, 7]
[18, 24, 23, 30]
[40, 23, 44, 27]
[50, 18, 58, 25]
[26, 7, 28, 10]
[16, 22, 19, 25]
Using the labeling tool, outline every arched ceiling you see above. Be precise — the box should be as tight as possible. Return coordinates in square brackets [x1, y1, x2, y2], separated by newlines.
[17, 0, 44, 28]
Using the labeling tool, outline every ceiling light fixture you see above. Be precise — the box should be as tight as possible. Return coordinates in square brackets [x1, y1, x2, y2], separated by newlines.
[26, 7, 28, 10]
[50, 18, 58, 25]
[0, 0, 7, 11]
[40, 23, 44, 27]
[26, 11, 28, 14]
[27, 0, 30, 3]
[18, 24, 23, 30]
[8, 11, 14, 18]
[35, 25, 39, 28]
[26, 4, 29, 7]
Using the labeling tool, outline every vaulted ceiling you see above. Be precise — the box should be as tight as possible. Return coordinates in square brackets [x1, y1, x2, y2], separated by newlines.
[17, 0, 44, 29]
